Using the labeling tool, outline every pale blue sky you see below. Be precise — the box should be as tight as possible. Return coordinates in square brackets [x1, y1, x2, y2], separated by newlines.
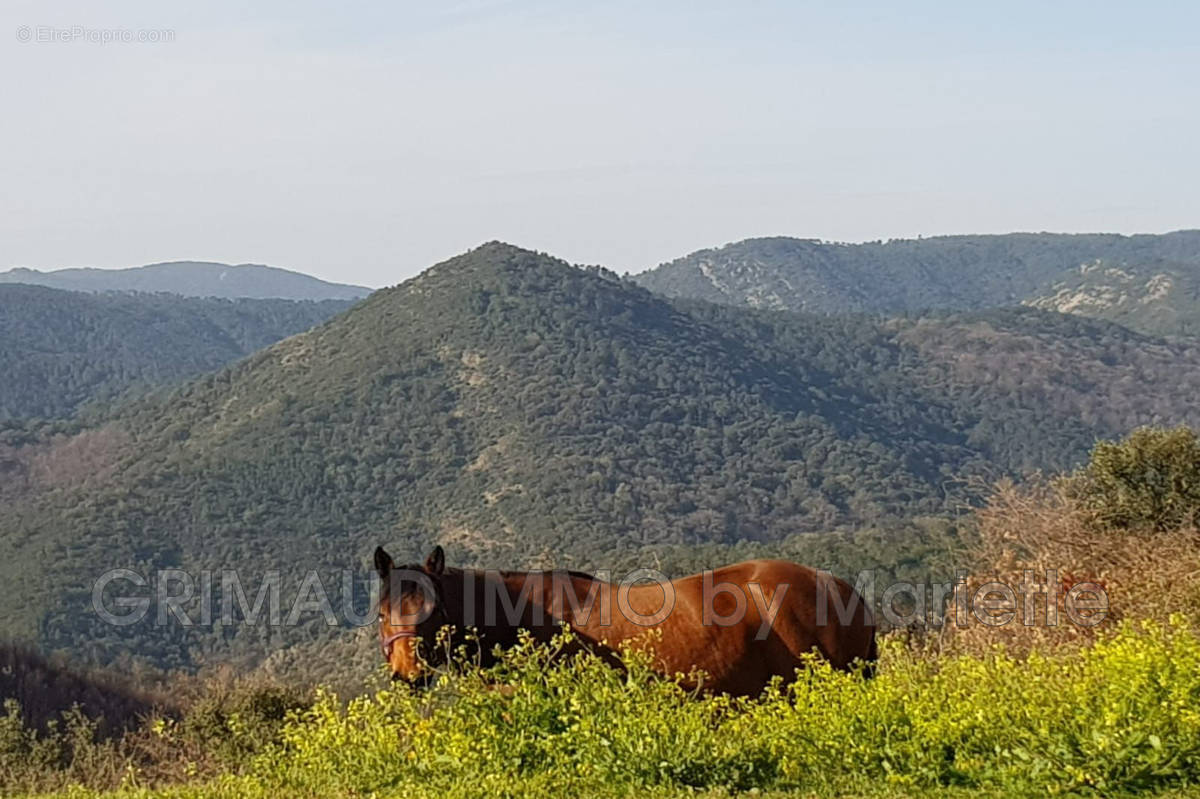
[2, 0, 1197, 287]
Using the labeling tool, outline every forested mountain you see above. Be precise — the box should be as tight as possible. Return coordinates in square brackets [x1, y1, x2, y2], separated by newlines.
[0, 285, 355, 421]
[0, 261, 371, 300]
[636, 232, 1200, 335]
[2, 243, 1199, 671]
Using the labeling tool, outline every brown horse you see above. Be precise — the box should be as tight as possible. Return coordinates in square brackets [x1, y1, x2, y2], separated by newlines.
[374, 546, 876, 697]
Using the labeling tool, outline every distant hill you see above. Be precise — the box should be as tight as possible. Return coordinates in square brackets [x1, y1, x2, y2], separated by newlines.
[0, 642, 156, 732]
[636, 231, 1200, 335]
[1023, 258, 1200, 337]
[0, 261, 371, 301]
[0, 284, 355, 421]
[2, 243, 1199, 671]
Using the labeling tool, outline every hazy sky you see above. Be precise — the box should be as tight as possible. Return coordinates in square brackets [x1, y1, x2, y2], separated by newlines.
[2, 1, 1197, 287]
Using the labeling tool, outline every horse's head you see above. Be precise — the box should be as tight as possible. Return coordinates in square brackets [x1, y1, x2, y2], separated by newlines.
[374, 545, 449, 684]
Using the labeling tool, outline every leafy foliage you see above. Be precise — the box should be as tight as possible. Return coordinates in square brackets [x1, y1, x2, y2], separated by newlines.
[250, 621, 1200, 796]
[15, 621, 1200, 797]
[7, 621, 1200, 798]
[1072, 426, 1200, 531]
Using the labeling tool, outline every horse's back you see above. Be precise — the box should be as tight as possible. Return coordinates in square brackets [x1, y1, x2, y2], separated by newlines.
[556, 558, 876, 696]
[676, 558, 875, 672]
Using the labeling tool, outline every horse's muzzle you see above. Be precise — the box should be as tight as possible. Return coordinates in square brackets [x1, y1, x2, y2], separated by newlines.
[392, 670, 435, 689]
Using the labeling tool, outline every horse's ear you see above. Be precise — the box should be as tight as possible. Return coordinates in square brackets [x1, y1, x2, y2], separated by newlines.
[374, 546, 393, 577]
[425, 545, 445, 575]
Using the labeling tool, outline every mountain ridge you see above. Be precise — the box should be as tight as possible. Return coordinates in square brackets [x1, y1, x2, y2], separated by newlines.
[635, 231, 1200, 335]
[0, 260, 371, 301]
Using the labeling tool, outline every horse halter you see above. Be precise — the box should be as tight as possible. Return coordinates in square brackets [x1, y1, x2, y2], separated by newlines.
[381, 629, 417, 659]
[379, 569, 449, 661]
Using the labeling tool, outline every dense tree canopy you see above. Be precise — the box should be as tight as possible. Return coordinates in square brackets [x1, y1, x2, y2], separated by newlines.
[0, 285, 355, 421]
[1071, 426, 1200, 531]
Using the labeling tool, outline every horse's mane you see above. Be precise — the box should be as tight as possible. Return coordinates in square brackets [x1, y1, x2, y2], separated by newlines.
[392, 566, 598, 580]
[485, 568, 598, 583]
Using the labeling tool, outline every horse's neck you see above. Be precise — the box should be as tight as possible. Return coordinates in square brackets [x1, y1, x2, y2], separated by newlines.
[441, 567, 610, 633]
[439, 567, 533, 635]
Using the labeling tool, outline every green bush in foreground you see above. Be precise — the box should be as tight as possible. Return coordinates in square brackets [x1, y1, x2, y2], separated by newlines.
[1074, 426, 1200, 532]
[14, 620, 1200, 798]
[237, 621, 1200, 797]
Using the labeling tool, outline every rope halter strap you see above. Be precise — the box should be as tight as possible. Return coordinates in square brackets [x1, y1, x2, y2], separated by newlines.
[381, 629, 417, 658]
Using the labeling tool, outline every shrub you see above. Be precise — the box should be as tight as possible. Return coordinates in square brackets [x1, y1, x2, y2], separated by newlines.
[0, 676, 310, 795]
[0, 698, 130, 793]
[945, 477, 1200, 656]
[174, 680, 310, 766]
[8, 623, 1200, 797]
[1073, 426, 1200, 531]
[243, 623, 1200, 797]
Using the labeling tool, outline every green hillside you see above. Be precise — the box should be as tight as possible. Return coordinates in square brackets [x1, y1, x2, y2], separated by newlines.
[636, 232, 1200, 334]
[0, 285, 356, 421]
[3, 243, 1200, 671]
